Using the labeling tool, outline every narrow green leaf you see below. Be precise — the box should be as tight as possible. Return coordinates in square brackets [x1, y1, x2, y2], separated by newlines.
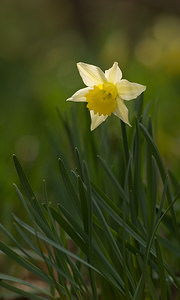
[155, 239, 167, 300]
[42, 183, 74, 292]
[157, 235, 180, 258]
[82, 161, 93, 245]
[78, 176, 89, 234]
[0, 274, 51, 297]
[15, 222, 84, 294]
[58, 158, 80, 216]
[54, 203, 125, 295]
[13, 155, 35, 201]
[147, 272, 159, 300]
[0, 241, 54, 286]
[13, 215, 100, 273]
[133, 120, 141, 220]
[133, 193, 179, 299]
[13, 156, 53, 238]
[156, 176, 168, 223]
[80, 161, 98, 300]
[120, 120, 130, 165]
[97, 155, 128, 203]
[93, 199, 135, 294]
[93, 200, 122, 264]
[55, 201, 126, 295]
[92, 183, 147, 250]
[139, 122, 180, 243]
[135, 93, 144, 120]
[0, 280, 47, 300]
[56, 106, 76, 152]
[141, 101, 151, 125]
[50, 206, 87, 253]
[148, 157, 158, 233]
[168, 169, 180, 192]
[75, 147, 84, 178]
[0, 223, 36, 263]
[13, 183, 33, 221]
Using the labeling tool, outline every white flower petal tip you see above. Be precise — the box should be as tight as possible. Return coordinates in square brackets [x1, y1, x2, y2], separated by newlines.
[66, 87, 91, 102]
[90, 111, 108, 131]
[117, 80, 146, 101]
[122, 117, 131, 127]
[105, 62, 122, 84]
[113, 97, 132, 126]
[121, 118, 132, 127]
[77, 62, 106, 87]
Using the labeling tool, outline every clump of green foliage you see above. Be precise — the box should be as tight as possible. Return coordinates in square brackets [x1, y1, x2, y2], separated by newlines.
[0, 96, 180, 299]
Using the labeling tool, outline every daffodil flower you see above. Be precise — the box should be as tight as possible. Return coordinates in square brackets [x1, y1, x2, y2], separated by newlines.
[67, 62, 146, 131]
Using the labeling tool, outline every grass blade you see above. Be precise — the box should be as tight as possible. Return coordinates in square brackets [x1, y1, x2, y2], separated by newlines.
[139, 122, 180, 243]
[155, 238, 167, 300]
[0, 274, 51, 297]
[0, 280, 47, 300]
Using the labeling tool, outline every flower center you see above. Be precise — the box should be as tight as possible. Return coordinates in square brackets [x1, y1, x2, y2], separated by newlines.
[86, 82, 118, 116]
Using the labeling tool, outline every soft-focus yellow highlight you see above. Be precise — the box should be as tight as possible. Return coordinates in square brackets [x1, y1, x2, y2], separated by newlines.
[135, 15, 180, 73]
[135, 38, 162, 67]
[86, 82, 118, 116]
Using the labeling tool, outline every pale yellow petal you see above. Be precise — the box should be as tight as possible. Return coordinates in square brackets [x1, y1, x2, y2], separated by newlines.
[105, 62, 122, 84]
[113, 97, 131, 126]
[90, 111, 108, 131]
[77, 62, 106, 87]
[117, 79, 146, 101]
[66, 87, 91, 102]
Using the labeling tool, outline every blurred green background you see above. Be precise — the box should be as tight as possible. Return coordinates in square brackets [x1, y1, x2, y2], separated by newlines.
[0, 0, 180, 229]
